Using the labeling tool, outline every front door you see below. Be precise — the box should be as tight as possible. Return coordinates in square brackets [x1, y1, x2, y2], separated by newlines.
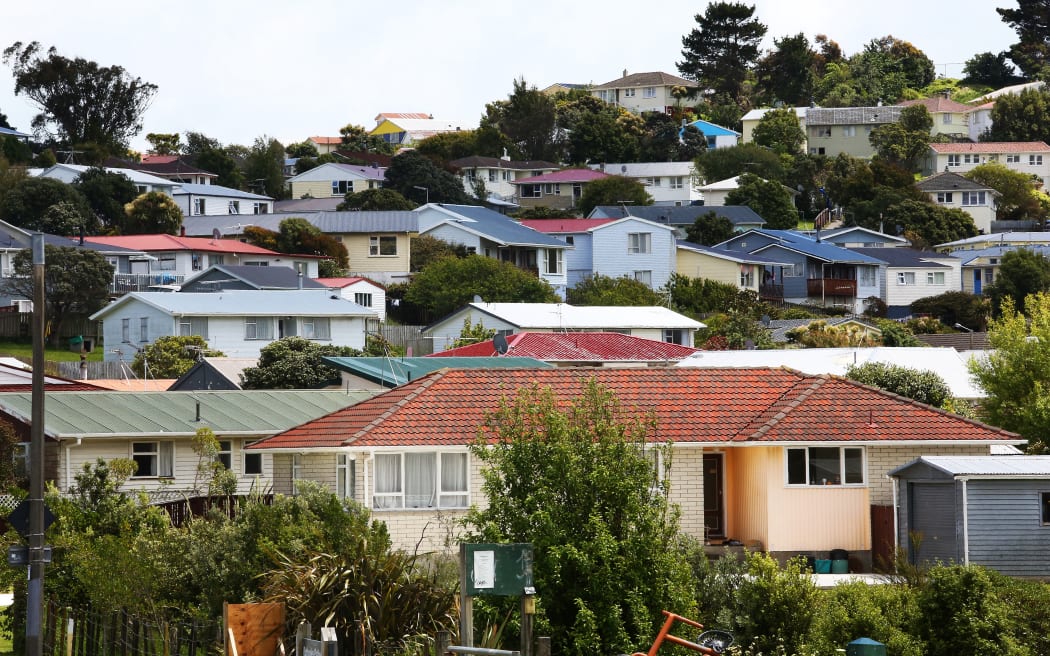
[973, 269, 982, 294]
[703, 454, 725, 540]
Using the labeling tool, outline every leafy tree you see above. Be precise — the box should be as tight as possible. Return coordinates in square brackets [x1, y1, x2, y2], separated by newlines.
[869, 105, 934, 171]
[241, 225, 278, 251]
[724, 173, 798, 229]
[556, 94, 643, 164]
[1, 133, 33, 164]
[482, 78, 560, 161]
[274, 218, 349, 270]
[845, 361, 952, 407]
[786, 321, 879, 348]
[998, 0, 1050, 80]
[452, 317, 496, 348]
[638, 113, 705, 162]
[404, 255, 559, 318]
[414, 130, 486, 165]
[384, 150, 474, 205]
[965, 161, 1043, 220]
[131, 335, 223, 378]
[0, 109, 9, 129]
[845, 36, 936, 105]
[284, 140, 319, 158]
[577, 175, 653, 217]
[685, 211, 736, 246]
[566, 274, 665, 306]
[986, 247, 1050, 316]
[0, 176, 96, 233]
[190, 427, 237, 497]
[985, 88, 1050, 144]
[339, 123, 396, 155]
[969, 292, 1050, 451]
[751, 107, 806, 155]
[911, 291, 991, 332]
[962, 51, 1022, 88]
[337, 188, 416, 211]
[694, 143, 785, 185]
[244, 136, 287, 199]
[410, 235, 469, 272]
[2, 41, 157, 157]
[123, 191, 183, 235]
[878, 199, 977, 249]
[240, 337, 361, 389]
[183, 131, 244, 189]
[145, 133, 181, 155]
[0, 245, 113, 345]
[465, 380, 694, 655]
[875, 320, 922, 347]
[754, 33, 818, 105]
[678, 2, 767, 99]
[72, 168, 139, 233]
[511, 206, 565, 219]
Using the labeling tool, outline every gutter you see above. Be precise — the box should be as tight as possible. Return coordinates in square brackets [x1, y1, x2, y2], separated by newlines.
[960, 476, 970, 565]
[64, 437, 82, 493]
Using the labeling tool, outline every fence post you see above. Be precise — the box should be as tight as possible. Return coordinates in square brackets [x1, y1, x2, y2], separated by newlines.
[536, 637, 551, 656]
[64, 607, 73, 656]
[436, 631, 451, 656]
[296, 622, 312, 656]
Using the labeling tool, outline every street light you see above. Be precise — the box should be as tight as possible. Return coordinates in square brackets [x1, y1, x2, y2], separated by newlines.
[954, 322, 974, 350]
[413, 185, 429, 204]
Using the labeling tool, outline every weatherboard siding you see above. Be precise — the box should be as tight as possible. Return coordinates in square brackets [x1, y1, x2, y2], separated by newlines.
[99, 303, 180, 361]
[423, 223, 482, 251]
[675, 251, 759, 292]
[342, 234, 412, 274]
[591, 221, 675, 290]
[562, 233, 595, 289]
[966, 480, 1050, 576]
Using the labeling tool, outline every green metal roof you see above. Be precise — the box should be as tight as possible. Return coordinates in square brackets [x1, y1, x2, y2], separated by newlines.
[0, 390, 379, 438]
[322, 356, 553, 387]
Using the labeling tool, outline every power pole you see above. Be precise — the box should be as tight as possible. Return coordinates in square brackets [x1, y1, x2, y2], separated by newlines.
[27, 233, 45, 656]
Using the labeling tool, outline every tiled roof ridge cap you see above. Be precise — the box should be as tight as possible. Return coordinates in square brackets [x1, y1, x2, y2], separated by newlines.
[344, 371, 445, 445]
[744, 371, 828, 440]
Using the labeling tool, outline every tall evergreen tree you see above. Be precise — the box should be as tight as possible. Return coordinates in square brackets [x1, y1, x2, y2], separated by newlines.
[998, 0, 1050, 80]
[754, 33, 818, 105]
[678, 2, 767, 99]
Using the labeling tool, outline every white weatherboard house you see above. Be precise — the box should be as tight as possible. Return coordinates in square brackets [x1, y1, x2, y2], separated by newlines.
[425, 302, 704, 352]
[91, 289, 377, 361]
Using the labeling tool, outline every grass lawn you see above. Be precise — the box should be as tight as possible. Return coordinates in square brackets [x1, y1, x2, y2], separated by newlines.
[0, 339, 104, 363]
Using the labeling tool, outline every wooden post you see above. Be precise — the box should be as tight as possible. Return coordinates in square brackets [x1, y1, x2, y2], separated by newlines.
[459, 543, 473, 647]
[296, 622, 312, 656]
[520, 596, 534, 656]
[536, 636, 551, 656]
[436, 631, 451, 656]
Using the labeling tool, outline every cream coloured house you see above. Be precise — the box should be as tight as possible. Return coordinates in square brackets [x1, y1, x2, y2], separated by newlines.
[591, 70, 698, 114]
[900, 96, 972, 141]
[916, 171, 998, 234]
[287, 162, 387, 199]
[923, 142, 1050, 188]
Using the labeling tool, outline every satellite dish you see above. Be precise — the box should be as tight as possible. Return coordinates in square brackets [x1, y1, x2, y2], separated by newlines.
[761, 314, 771, 327]
[212, 228, 221, 240]
[494, 333, 509, 355]
[621, 165, 627, 173]
[473, 294, 483, 303]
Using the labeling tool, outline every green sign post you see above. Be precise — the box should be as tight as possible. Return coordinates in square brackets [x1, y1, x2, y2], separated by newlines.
[459, 543, 535, 656]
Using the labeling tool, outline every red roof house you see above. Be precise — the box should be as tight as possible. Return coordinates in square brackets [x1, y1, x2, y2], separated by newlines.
[248, 367, 1019, 563]
[509, 168, 612, 210]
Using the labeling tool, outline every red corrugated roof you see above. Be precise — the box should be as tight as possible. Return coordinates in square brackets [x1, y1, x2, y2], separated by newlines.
[519, 219, 617, 232]
[84, 234, 283, 255]
[509, 169, 610, 184]
[930, 141, 1050, 153]
[430, 332, 699, 360]
[250, 368, 1017, 450]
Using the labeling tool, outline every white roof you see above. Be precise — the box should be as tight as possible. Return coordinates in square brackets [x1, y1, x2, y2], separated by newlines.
[590, 162, 696, 177]
[937, 232, 1050, 249]
[894, 456, 1050, 477]
[676, 346, 984, 398]
[468, 303, 704, 330]
[741, 107, 808, 121]
[91, 289, 377, 320]
[697, 176, 742, 192]
[37, 163, 175, 187]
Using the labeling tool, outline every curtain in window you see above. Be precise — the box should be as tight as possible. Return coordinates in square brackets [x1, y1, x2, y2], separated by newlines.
[313, 318, 331, 340]
[159, 442, 174, 478]
[405, 453, 436, 508]
[373, 454, 402, 509]
[439, 453, 468, 507]
[190, 317, 208, 339]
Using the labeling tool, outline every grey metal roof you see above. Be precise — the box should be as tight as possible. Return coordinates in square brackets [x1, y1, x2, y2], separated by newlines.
[851, 248, 951, 268]
[0, 390, 376, 438]
[805, 106, 903, 125]
[765, 317, 881, 343]
[590, 204, 766, 227]
[434, 204, 568, 248]
[916, 171, 994, 192]
[180, 211, 418, 237]
[890, 456, 1050, 477]
[323, 356, 552, 387]
[92, 289, 375, 319]
[747, 230, 885, 264]
[173, 183, 272, 200]
[274, 198, 343, 212]
[181, 265, 328, 291]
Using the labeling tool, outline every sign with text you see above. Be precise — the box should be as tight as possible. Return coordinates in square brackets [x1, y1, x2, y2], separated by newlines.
[463, 543, 533, 596]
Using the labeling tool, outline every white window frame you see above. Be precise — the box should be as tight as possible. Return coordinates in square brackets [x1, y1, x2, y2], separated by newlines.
[947, 154, 960, 167]
[962, 191, 986, 206]
[178, 317, 208, 339]
[842, 126, 856, 137]
[623, 88, 636, 97]
[372, 451, 469, 510]
[243, 446, 263, 476]
[354, 292, 373, 308]
[244, 316, 275, 340]
[337, 453, 355, 501]
[670, 176, 684, 190]
[253, 202, 269, 215]
[192, 198, 206, 215]
[628, 232, 652, 254]
[216, 440, 232, 470]
[1032, 155, 1045, 166]
[897, 271, 916, 285]
[927, 271, 946, 285]
[302, 317, 331, 340]
[936, 192, 953, 204]
[292, 454, 302, 494]
[634, 270, 653, 286]
[131, 441, 174, 478]
[785, 446, 865, 486]
[332, 180, 353, 195]
[783, 262, 804, 278]
[139, 317, 148, 343]
[643, 86, 656, 99]
[1007, 154, 1020, 164]
[369, 235, 398, 256]
[228, 200, 240, 214]
[544, 248, 564, 275]
[121, 318, 130, 343]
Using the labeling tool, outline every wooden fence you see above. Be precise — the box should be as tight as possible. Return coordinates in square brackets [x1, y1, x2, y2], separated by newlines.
[378, 325, 431, 356]
[0, 313, 98, 342]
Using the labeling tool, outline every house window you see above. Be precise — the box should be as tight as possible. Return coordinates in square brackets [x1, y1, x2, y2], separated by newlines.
[192, 198, 206, 215]
[858, 266, 877, 287]
[139, 317, 148, 342]
[158, 256, 176, 271]
[131, 441, 174, 478]
[121, 318, 130, 343]
[645, 177, 661, 187]
[372, 452, 469, 509]
[228, 200, 240, 214]
[663, 329, 684, 345]
[179, 317, 208, 339]
[302, 317, 331, 340]
[191, 254, 203, 271]
[628, 232, 652, 254]
[962, 191, 986, 206]
[519, 184, 542, 198]
[740, 267, 754, 287]
[843, 126, 856, 137]
[564, 235, 575, 245]
[947, 155, 960, 167]
[253, 202, 269, 214]
[244, 449, 263, 476]
[634, 270, 653, 286]
[543, 183, 561, 195]
[936, 192, 953, 203]
[783, 262, 804, 277]
[964, 154, 981, 164]
[786, 446, 864, 486]
[1032, 155, 1044, 166]
[624, 88, 636, 97]
[337, 453, 355, 501]
[670, 176, 684, 189]
[927, 271, 946, 285]
[354, 292, 373, 308]
[544, 248, 563, 275]
[244, 317, 274, 340]
[815, 127, 831, 138]
[502, 170, 511, 181]
[488, 170, 498, 182]
[369, 235, 398, 256]
[897, 272, 916, 285]
[216, 440, 232, 470]
[292, 454, 302, 494]
[1007, 154, 1020, 163]
[643, 87, 656, 98]
[943, 113, 952, 124]
[332, 180, 353, 195]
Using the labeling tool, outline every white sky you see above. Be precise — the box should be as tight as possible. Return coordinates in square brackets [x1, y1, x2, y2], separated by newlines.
[0, 1, 1020, 154]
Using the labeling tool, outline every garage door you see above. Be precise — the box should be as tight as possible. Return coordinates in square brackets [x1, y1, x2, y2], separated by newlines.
[909, 482, 958, 565]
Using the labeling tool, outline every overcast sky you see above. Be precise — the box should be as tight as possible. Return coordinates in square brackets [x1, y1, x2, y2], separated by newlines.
[0, 1, 1020, 154]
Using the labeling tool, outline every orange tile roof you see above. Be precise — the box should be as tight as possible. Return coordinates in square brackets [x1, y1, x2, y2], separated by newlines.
[429, 332, 699, 361]
[250, 368, 1018, 451]
[309, 136, 342, 145]
[930, 141, 1050, 153]
[84, 234, 283, 255]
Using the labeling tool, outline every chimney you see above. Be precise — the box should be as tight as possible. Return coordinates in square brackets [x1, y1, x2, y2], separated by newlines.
[297, 263, 303, 289]
[622, 68, 628, 78]
[195, 400, 201, 422]
[78, 225, 85, 246]
[180, 225, 186, 237]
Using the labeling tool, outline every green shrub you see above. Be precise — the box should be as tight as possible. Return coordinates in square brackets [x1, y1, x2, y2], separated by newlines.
[809, 582, 922, 656]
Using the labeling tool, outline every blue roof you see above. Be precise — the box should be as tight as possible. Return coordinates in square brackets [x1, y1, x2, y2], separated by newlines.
[434, 204, 568, 248]
[676, 241, 793, 265]
[746, 229, 885, 264]
[685, 119, 740, 137]
[0, 126, 31, 139]
[322, 356, 552, 387]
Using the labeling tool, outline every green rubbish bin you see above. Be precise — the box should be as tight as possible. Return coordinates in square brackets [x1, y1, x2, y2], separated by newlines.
[846, 638, 886, 656]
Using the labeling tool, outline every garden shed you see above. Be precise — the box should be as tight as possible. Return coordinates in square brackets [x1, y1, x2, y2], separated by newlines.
[890, 456, 1050, 576]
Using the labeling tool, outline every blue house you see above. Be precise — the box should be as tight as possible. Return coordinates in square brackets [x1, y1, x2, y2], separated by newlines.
[684, 119, 740, 150]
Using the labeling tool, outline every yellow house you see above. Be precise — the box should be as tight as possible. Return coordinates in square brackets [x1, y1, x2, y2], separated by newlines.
[676, 242, 791, 296]
[900, 96, 972, 141]
[287, 162, 386, 199]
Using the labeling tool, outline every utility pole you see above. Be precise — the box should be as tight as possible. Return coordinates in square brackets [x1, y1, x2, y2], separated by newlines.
[27, 233, 45, 656]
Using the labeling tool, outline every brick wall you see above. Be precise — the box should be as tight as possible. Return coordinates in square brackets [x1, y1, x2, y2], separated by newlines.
[866, 443, 990, 505]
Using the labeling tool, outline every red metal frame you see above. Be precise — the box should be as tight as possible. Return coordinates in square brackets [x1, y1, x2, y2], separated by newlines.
[632, 610, 721, 656]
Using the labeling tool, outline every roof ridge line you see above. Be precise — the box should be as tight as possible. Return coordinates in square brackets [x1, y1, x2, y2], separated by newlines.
[344, 371, 444, 445]
[740, 371, 829, 441]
